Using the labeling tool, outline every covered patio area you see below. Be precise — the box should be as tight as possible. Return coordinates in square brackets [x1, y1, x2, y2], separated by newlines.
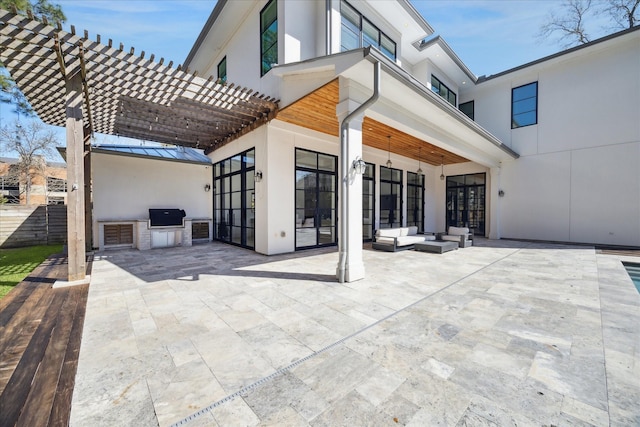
[70, 240, 640, 426]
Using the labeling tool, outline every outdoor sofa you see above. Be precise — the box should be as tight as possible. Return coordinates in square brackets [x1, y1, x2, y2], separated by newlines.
[372, 226, 435, 252]
[441, 226, 473, 248]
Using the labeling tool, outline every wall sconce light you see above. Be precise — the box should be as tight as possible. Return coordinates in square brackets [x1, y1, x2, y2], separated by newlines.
[386, 135, 392, 168]
[352, 157, 367, 175]
[204, 184, 211, 192]
[498, 190, 505, 197]
[440, 155, 445, 181]
[255, 171, 263, 182]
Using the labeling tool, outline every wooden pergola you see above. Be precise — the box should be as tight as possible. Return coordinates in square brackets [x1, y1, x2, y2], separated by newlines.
[0, 9, 278, 281]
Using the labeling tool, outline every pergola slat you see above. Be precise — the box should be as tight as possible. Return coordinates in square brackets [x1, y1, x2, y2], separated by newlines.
[0, 9, 278, 152]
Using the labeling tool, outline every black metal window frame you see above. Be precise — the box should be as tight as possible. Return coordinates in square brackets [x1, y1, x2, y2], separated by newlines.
[260, 0, 278, 77]
[407, 171, 425, 232]
[431, 75, 457, 106]
[446, 172, 486, 236]
[217, 56, 227, 83]
[294, 148, 338, 250]
[379, 165, 403, 229]
[340, 0, 396, 60]
[362, 161, 375, 242]
[213, 148, 256, 249]
[459, 100, 474, 121]
[512, 81, 538, 129]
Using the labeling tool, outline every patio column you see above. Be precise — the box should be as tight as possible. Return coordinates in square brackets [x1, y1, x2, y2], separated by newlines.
[65, 72, 87, 281]
[336, 98, 365, 282]
[489, 166, 501, 240]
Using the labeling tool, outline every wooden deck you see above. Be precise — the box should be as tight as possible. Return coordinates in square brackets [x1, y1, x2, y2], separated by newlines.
[0, 255, 90, 427]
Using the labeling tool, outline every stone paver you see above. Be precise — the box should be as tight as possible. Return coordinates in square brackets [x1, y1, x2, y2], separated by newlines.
[69, 239, 640, 426]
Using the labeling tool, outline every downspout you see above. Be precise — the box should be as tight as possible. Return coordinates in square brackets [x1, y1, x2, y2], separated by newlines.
[326, 0, 332, 55]
[337, 57, 381, 283]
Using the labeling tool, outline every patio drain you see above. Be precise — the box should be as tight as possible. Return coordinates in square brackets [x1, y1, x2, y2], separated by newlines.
[171, 245, 528, 426]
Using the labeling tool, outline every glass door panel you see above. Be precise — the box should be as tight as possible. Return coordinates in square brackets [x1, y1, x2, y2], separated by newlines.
[295, 149, 337, 249]
[446, 173, 485, 236]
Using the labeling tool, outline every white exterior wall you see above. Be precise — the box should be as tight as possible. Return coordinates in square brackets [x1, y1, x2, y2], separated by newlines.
[212, 118, 454, 255]
[92, 153, 213, 246]
[468, 34, 640, 246]
[282, 0, 323, 63]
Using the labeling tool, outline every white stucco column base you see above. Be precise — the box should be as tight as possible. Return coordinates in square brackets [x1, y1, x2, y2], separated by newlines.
[336, 95, 366, 283]
[489, 166, 501, 240]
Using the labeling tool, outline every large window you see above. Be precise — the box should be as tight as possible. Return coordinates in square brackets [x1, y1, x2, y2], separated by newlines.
[362, 162, 375, 241]
[340, 0, 396, 60]
[295, 149, 337, 249]
[407, 172, 424, 232]
[260, 0, 277, 76]
[446, 173, 485, 236]
[431, 75, 456, 106]
[379, 166, 402, 229]
[217, 56, 227, 83]
[512, 82, 537, 128]
[459, 100, 474, 120]
[213, 149, 255, 249]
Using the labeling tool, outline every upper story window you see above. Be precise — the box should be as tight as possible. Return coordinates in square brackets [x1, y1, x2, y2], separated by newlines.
[217, 56, 227, 83]
[431, 75, 456, 106]
[260, 0, 277, 76]
[340, 0, 396, 60]
[512, 82, 537, 128]
[459, 100, 474, 120]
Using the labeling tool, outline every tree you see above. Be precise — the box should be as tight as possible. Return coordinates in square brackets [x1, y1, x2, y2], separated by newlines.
[539, 0, 593, 47]
[540, 0, 639, 47]
[0, 0, 65, 115]
[0, 120, 59, 205]
[602, 0, 640, 29]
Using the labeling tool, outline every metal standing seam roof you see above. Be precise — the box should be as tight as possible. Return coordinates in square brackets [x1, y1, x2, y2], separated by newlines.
[0, 9, 279, 154]
[90, 145, 212, 165]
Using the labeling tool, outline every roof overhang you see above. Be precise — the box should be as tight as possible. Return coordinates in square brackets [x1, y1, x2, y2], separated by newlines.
[274, 47, 518, 168]
[0, 9, 278, 155]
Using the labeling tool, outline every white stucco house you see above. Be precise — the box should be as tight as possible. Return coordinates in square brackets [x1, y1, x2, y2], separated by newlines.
[88, 0, 639, 282]
[152, 0, 637, 277]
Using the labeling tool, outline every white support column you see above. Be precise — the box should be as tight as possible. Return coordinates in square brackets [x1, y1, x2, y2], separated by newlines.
[336, 99, 365, 282]
[489, 166, 501, 240]
[65, 72, 86, 281]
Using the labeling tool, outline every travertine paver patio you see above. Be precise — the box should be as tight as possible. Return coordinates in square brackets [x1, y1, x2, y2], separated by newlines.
[69, 239, 640, 426]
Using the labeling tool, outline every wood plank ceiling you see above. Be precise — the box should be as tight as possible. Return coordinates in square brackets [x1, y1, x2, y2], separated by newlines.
[278, 79, 469, 166]
[0, 9, 278, 154]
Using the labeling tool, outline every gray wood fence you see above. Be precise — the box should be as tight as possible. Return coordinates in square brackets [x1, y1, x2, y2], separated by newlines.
[0, 205, 67, 248]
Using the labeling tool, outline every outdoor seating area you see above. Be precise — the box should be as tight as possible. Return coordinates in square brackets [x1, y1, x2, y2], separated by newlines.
[371, 226, 435, 251]
[372, 226, 474, 253]
[441, 226, 474, 248]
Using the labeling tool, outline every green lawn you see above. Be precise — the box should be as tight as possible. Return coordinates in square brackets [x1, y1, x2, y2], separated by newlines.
[0, 244, 64, 299]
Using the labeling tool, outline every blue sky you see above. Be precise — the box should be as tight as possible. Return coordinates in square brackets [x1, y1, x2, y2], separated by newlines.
[1, 0, 617, 156]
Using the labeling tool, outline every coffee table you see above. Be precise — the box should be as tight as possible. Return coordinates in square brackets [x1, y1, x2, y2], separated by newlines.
[414, 240, 458, 254]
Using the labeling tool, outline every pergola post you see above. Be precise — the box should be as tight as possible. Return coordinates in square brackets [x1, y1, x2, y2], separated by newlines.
[65, 72, 86, 281]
